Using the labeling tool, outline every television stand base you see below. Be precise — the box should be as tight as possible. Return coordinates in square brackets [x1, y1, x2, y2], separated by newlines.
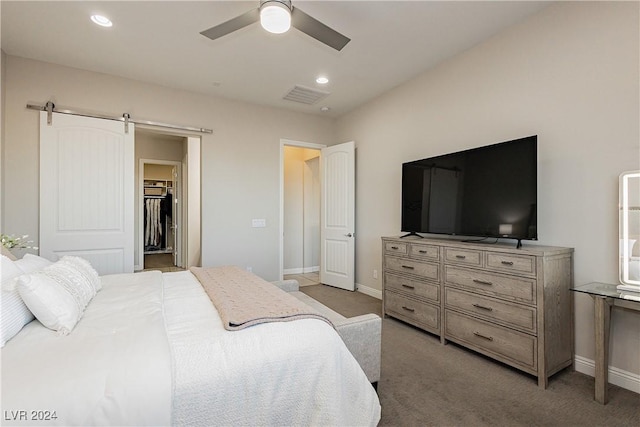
[400, 232, 424, 238]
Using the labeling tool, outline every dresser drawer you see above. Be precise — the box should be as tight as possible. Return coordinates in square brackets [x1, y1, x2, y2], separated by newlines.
[444, 266, 535, 304]
[444, 247, 482, 266]
[487, 253, 536, 276]
[409, 243, 439, 260]
[385, 272, 439, 303]
[445, 287, 536, 333]
[384, 241, 408, 256]
[385, 291, 440, 332]
[445, 310, 537, 371]
[385, 257, 439, 281]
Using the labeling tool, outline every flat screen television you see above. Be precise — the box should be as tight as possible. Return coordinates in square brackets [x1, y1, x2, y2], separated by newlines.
[401, 135, 537, 247]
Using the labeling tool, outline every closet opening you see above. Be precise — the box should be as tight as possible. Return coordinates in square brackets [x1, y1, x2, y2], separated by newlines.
[135, 130, 201, 272]
[142, 161, 181, 270]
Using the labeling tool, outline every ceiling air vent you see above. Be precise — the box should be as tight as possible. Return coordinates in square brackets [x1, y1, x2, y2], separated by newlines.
[283, 85, 330, 105]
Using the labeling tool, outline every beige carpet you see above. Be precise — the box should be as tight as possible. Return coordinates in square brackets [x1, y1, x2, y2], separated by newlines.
[300, 284, 640, 426]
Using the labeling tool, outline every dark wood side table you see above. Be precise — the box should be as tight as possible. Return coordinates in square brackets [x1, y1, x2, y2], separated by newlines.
[570, 282, 640, 404]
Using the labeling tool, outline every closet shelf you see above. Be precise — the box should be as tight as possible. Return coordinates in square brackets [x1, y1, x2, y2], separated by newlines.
[144, 179, 173, 196]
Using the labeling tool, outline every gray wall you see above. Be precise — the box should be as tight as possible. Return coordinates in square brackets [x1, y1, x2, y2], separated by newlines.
[1, 55, 336, 280]
[336, 2, 640, 378]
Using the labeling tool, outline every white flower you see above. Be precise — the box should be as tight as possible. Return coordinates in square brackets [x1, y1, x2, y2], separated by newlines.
[1, 234, 38, 250]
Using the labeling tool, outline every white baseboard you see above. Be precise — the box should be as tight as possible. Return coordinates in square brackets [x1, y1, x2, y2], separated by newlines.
[283, 266, 319, 275]
[356, 282, 382, 299]
[574, 355, 640, 394]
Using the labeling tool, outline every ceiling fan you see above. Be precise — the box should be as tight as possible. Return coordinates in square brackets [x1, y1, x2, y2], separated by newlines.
[200, 0, 350, 51]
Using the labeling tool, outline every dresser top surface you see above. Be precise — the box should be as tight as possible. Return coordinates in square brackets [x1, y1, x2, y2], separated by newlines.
[382, 236, 573, 256]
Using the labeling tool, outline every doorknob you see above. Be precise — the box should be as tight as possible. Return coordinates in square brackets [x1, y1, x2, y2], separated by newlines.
[345, 233, 354, 237]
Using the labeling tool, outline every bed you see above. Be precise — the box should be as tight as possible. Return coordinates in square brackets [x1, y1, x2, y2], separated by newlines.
[0, 255, 381, 426]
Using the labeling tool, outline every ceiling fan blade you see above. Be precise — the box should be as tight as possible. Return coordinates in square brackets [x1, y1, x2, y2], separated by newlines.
[291, 7, 350, 51]
[200, 8, 260, 41]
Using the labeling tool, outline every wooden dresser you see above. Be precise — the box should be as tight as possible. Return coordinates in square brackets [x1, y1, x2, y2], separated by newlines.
[382, 236, 574, 388]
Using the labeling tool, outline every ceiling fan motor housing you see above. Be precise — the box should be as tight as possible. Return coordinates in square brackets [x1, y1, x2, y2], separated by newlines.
[260, 0, 292, 12]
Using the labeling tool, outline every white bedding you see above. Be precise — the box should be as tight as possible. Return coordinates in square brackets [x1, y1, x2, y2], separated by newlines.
[1, 270, 381, 426]
[1, 271, 172, 426]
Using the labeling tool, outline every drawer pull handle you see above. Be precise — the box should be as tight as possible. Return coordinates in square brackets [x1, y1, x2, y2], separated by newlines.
[402, 306, 415, 313]
[402, 284, 415, 290]
[391, 246, 399, 250]
[418, 250, 428, 254]
[473, 279, 493, 286]
[473, 332, 494, 341]
[472, 303, 493, 312]
[401, 265, 415, 270]
[501, 261, 514, 266]
[456, 255, 466, 259]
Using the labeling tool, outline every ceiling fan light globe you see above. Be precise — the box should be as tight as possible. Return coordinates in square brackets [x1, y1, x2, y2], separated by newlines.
[260, 2, 291, 34]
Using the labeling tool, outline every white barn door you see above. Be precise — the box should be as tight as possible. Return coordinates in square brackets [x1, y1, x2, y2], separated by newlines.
[39, 112, 134, 275]
[320, 141, 355, 291]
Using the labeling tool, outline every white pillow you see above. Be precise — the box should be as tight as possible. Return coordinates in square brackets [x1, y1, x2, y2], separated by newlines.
[1, 255, 35, 346]
[14, 253, 53, 274]
[60, 256, 101, 292]
[17, 257, 98, 335]
[1, 288, 35, 347]
[1, 255, 24, 289]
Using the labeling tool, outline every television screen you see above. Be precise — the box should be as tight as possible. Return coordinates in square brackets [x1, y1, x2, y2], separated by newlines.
[401, 136, 537, 242]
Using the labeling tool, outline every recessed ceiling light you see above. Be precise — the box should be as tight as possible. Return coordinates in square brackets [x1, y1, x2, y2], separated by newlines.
[320, 106, 331, 112]
[316, 76, 329, 84]
[91, 15, 113, 28]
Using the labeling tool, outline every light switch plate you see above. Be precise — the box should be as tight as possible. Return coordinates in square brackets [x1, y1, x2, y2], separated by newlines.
[252, 218, 266, 228]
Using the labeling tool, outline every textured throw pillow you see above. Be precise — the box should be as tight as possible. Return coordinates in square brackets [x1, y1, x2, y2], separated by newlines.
[14, 253, 54, 274]
[1, 288, 35, 347]
[17, 257, 99, 335]
[60, 256, 101, 292]
[1, 255, 35, 347]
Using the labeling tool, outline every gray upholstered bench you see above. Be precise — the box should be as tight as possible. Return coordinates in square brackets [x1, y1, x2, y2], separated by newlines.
[272, 279, 381, 386]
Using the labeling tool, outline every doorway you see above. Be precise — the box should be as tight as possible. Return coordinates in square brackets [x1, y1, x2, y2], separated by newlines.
[283, 145, 321, 285]
[279, 139, 356, 290]
[135, 130, 201, 272]
[141, 161, 181, 271]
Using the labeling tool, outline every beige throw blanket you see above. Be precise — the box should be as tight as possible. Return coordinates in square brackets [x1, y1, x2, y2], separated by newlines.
[190, 265, 333, 331]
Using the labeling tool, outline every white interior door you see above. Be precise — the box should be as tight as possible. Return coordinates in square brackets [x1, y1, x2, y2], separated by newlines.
[320, 141, 355, 291]
[39, 112, 134, 275]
